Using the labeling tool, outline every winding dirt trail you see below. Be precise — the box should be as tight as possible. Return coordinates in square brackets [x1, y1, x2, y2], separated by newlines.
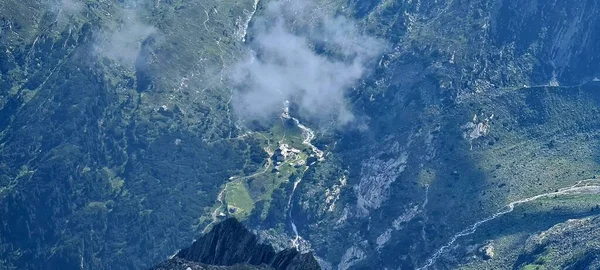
[202, 110, 324, 249]
[202, 134, 274, 234]
[417, 179, 600, 270]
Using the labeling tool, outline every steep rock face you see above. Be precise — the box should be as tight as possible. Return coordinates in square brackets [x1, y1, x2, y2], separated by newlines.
[286, 0, 600, 269]
[152, 219, 320, 270]
[492, 0, 600, 84]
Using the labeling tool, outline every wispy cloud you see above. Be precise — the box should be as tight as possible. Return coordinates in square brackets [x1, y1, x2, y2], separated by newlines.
[48, 0, 84, 25]
[229, 0, 386, 127]
[94, 9, 157, 66]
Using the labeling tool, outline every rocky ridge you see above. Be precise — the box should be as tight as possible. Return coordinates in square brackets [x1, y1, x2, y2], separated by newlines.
[152, 218, 320, 270]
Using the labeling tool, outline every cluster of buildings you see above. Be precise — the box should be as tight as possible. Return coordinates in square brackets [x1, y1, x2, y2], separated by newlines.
[272, 143, 305, 172]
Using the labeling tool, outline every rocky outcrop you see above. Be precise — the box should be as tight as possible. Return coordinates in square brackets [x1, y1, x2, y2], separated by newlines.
[355, 148, 409, 216]
[513, 215, 600, 269]
[152, 219, 320, 270]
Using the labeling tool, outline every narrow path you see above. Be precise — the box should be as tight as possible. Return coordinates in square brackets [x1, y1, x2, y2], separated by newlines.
[202, 136, 273, 234]
[417, 179, 600, 270]
[202, 106, 324, 249]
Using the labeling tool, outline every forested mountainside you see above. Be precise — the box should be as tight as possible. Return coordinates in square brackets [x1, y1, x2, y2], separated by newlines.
[1, 0, 599, 269]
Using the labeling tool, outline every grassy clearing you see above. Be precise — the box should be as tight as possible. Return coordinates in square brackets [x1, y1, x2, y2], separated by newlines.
[225, 180, 255, 220]
[225, 117, 313, 222]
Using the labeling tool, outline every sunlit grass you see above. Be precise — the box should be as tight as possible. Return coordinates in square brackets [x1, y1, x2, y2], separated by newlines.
[225, 180, 254, 219]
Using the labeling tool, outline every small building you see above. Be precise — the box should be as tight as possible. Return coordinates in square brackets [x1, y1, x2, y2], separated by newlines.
[272, 148, 286, 162]
[294, 160, 306, 168]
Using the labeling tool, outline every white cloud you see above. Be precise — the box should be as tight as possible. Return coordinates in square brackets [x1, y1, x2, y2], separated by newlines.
[230, 0, 386, 126]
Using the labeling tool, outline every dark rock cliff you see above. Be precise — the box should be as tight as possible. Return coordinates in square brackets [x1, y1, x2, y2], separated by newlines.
[152, 219, 320, 270]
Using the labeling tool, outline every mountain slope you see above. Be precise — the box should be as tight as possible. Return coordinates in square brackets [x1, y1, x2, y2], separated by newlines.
[0, 0, 265, 269]
[152, 218, 320, 270]
[1, 0, 600, 269]
[271, 1, 600, 269]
